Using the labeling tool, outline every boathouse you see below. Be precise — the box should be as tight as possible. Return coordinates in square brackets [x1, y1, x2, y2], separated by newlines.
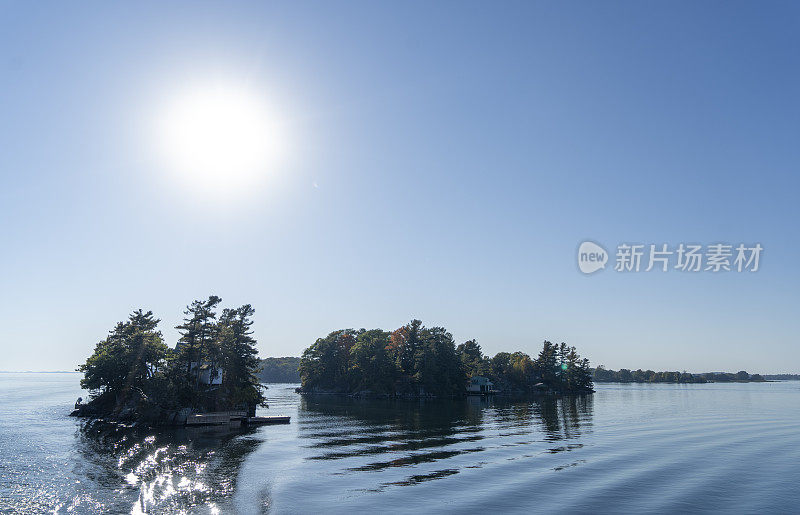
[467, 376, 494, 394]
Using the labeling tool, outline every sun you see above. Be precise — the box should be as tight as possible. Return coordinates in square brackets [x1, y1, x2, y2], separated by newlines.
[157, 83, 284, 197]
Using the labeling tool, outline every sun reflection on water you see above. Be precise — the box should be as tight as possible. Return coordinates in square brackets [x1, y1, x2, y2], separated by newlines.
[65, 420, 261, 513]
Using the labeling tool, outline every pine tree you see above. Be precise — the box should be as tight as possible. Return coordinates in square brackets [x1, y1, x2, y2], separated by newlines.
[218, 304, 266, 409]
[389, 319, 423, 377]
[175, 295, 222, 392]
[78, 309, 169, 403]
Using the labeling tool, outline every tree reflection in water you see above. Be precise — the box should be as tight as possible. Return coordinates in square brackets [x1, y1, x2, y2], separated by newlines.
[297, 393, 593, 491]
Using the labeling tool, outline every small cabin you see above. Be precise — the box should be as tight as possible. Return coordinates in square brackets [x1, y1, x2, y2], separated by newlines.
[467, 376, 494, 394]
[176, 342, 223, 385]
[197, 364, 223, 385]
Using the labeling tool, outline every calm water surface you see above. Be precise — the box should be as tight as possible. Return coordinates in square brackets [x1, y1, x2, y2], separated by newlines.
[1, 373, 799, 513]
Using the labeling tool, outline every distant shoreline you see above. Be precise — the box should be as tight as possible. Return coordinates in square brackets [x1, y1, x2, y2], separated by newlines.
[592, 377, 769, 384]
[0, 371, 79, 374]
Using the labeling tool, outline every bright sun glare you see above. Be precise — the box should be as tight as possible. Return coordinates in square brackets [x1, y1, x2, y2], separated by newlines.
[158, 84, 284, 197]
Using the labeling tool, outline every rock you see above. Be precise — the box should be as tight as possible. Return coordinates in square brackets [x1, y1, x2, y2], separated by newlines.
[173, 408, 192, 425]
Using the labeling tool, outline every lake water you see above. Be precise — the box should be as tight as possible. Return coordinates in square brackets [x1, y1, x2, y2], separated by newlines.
[1, 373, 799, 513]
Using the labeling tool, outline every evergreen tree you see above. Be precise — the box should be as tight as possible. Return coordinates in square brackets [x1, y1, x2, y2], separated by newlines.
[389, 319, 423, 377]
[457, 339, 491, 377]
[217, 304, 266, 408]
[78, 309, 169, 401]
[175, 295, 222, 387]
[535, 341, 559, 386]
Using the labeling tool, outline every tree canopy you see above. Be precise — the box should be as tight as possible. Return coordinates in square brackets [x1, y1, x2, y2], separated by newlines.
[79, 309, 169, 397]
[77, 297, 266, 421]
[299, 320, 594, 396]
[257, 357, 302, 383]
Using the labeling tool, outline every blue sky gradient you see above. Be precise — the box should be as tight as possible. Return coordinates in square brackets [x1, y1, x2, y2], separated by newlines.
[1, 1, 798, 371]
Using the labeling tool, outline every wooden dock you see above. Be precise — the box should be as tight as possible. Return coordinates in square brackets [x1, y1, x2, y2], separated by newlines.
[246, 416, 290, 425]
[186, 411, 246, 426]
[185, 411, 290, 426]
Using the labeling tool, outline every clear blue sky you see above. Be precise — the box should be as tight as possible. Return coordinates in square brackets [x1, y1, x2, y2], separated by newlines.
[1, 1, 798, 372]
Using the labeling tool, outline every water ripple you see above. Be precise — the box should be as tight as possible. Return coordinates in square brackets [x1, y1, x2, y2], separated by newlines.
[3, 376, 800, 513]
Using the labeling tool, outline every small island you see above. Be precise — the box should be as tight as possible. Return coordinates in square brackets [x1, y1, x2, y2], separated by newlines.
[298, 319, 595, 397]
[72, 296, 270, 426]
[258, 357, 302, 383]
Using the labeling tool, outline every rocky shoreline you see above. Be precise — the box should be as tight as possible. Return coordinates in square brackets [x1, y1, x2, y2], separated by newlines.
[70, 396, 196, 427]
[69, 389, 257, 427]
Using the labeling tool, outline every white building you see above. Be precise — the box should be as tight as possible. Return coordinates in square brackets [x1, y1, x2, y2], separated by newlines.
[467, 376, 494, 394]
[196, 364, 223, 385]
[176, 342, 223, 385]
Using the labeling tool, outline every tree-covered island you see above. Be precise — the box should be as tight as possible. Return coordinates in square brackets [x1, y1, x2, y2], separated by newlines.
[258, 357, 302, 383]
[72, 296, 266, 425]
[299, 319, 595, 397]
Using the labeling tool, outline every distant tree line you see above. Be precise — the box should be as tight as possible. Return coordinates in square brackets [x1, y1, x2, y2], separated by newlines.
[299, 319, 594, 397]
[593, 366, 765, 383]
[257, 357, 301, 383]
[702, 371, 765, 382]
[763, 374, 800, 381]
[76, 296, 266, 422]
